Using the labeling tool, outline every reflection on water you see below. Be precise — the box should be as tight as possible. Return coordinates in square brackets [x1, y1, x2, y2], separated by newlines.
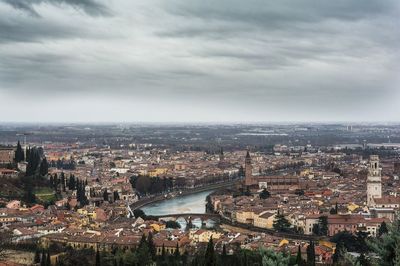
[142, 190, 215, 229]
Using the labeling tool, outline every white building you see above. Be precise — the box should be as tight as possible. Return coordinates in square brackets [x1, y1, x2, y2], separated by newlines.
[367, 155, 382, 207]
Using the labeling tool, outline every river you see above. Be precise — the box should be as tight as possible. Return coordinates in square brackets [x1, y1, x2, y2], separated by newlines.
[142, 189, 215, 228]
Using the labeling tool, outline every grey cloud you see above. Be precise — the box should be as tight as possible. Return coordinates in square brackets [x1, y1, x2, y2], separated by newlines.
[167, 0, 398, 27]
[1, 0, 110, 17]
[0, 16, 83, 43]
[0, 0, 399, 122]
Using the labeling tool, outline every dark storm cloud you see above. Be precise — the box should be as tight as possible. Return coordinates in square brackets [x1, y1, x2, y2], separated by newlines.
[1, 0, 109, 17]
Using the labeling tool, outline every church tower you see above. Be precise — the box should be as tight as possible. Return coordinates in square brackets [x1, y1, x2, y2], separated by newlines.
[367, 155, 382, 207]
[245, 150, 254, 186]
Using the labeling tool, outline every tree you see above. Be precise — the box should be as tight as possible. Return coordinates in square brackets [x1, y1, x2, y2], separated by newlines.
[330, 203, 338, 215]
[76, 179, 88, 207]
[260, 248, 290, 266]
[273, 213, 291, 232]
[60, 172, 66, 192]
[312, 216, 328, 236]
[39, 158, 49, 176]
[68, 174, 76, 190]
[306, 241, 315, 266]
[147, 232, 156, 259]
[46, 250, 51, 266]
[133, 209, 146, 219]
[26, 147, 41, 176]
[15, 140, 25, 163]
[204, 237, 216, 266]
[41, 250, 47, 266]
[137, 235, 152, 265]
[23, 179, 35, 204]
[294, 189, 305, 196]
[96, 249, 101, 266]
[161, 244, 166, 260]
[57, 248, 95, 266]
[113, 191, 120, 201]
[368, 219, 400, 266]
[296, 245, 304, 266]
[331, 230, 366, 253]
[173, 242, 180, 258]
[332, 241, 346, 265]
[135, 176, 152, 195]
[103, 190, 109, 201]
[165, 220, 181, 229]
[378, 221, 388, 237]
[34, 249, 41, 264]
[259, 188, 271, 199]
[357, 253, 371, 266]
[123, 250, 138, 265]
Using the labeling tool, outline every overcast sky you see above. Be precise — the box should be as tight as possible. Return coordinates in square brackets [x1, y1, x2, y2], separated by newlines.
[0, 0, 399, 123]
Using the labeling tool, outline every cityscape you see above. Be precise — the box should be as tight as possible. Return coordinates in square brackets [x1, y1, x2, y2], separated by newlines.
[0, 124, 400, 265]
[1, 0, 400, 266]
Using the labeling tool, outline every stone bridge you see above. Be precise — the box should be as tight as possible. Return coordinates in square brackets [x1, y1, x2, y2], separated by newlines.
[153, 213, 220, 224]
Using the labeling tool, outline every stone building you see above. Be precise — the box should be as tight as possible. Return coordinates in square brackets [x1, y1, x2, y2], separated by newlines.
[244, 151, 299, 192]
[367, 155, 382, 207]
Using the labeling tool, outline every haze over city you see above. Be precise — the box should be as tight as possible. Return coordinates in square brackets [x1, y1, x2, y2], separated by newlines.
[0, 0, 399, 122]
[2, 2, 400, 265]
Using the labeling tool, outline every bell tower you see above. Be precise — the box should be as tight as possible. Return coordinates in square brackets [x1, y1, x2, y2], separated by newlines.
[367, 155, 382, 207]
[245, 150, 254, 186]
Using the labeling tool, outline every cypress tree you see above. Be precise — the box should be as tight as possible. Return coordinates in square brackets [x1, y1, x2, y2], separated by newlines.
[161, 243, 166, 260]
[174, 242, 180, 258]
[26, 147, 40, 176]
[60, 172, 66, 192]
[96, 249, 101, 266]
[147, 232, 156, 259]
[26, 146, 31, 162]
[139, 234, 147, 249]
[46, 251, 51, 266]
[39, 158, 49, 176]
[40, 250, 46, 266]
[53, 173, 59, 191]
[103, 190, 109, 201]
[15, 140, 25, 163]
[204, 237, 216, 266]
[34, 249, 41, 263]
[49, 175, 54, 188]
[113, 191, 120, 201]
[306, 241, 315, 266]
[68, 174, 76, 190]
[378, 221, 388, 237]
[296, 245, 303, 266]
